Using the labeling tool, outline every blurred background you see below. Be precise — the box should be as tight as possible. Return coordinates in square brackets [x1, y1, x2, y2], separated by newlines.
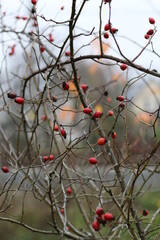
[0, 0, 160, 239]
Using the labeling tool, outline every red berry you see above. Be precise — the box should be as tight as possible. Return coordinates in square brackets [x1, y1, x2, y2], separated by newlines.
[120, 64, 127, 71]
[92, 111, 102, 119]
[107, 97, 111, 103]
[149, 17, 155, 24]
[22, 16, 27, 20]
[83, 108, 92, 114]
[108, 110, 114, 116]
[116, 95, 124, 102]
[29, 31, 34, 36]
[60, 128, 67, 138]
[66, 187, 72, 195]
[92, 221, 100, 231]
[31, 0, 37, 5]
[96, 215, 106, 225]
[60, 208, 64, 214]
[41, 115, 47, 121]
[97, 138, 106, 145]
[2, 166, 9, 173]
[144, 34, 150, 39]
[81, 84, 88, 93]
[65, 51, 70, 57]
[104, 32, 109, 39]
[147, 29, 154, 35]
[96, 207, 104, 217]
[42, 156, 48, 162]
[119, 102, 125, 108]
[62, 82, 70, 90]
[61, 6, 64, 10]
[32, 16, 37, 21]
[48, 155, 54, 161]
[40, 46, 45, 53]
[110, 27, 118, 34]
[104, 212, 114, 221]
[9, 50, 14, 56]
[89, 157, 98, 165]
[14, 97, 24, 104]
[111, 131, 116, 139]
[104, 22, 112, 31]
[142, 209, 148, 216]
[7, 92, 17, 99]
[49, 33, 54, 42]
[104, 0, 112, 3]
[33, 21, 38, 27]
[9, 44, 16, 56]
[53, 125, 59, 131]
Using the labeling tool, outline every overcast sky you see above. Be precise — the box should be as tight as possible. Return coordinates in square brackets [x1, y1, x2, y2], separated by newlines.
[1, 0, 160, 70]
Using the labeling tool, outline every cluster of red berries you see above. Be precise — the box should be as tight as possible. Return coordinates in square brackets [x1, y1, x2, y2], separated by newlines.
[53, 124, 67, 139]
[117, 95, 125, 109]
[42, 154, 55, 162]
[53, 125, 67, 139]
[92, 207, 114, 231]
[83, 108, 103, 120]
[39, 124, 65, 139]
[15, 16, 28, 21]
[103, 22, 118, 39]
[7, 92, 24, 104]
[83, 96, 125, 142]
[144, 17, 155, 39]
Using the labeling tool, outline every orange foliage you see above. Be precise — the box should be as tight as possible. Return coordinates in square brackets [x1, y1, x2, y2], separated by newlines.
[94, 104, 103, 112]
[135, 112, 155, 125]
[88, 63, 98, 75]
[68, 81, 78, 96]
[91, 39, 110, 54]
[112, 72, 125, 83]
